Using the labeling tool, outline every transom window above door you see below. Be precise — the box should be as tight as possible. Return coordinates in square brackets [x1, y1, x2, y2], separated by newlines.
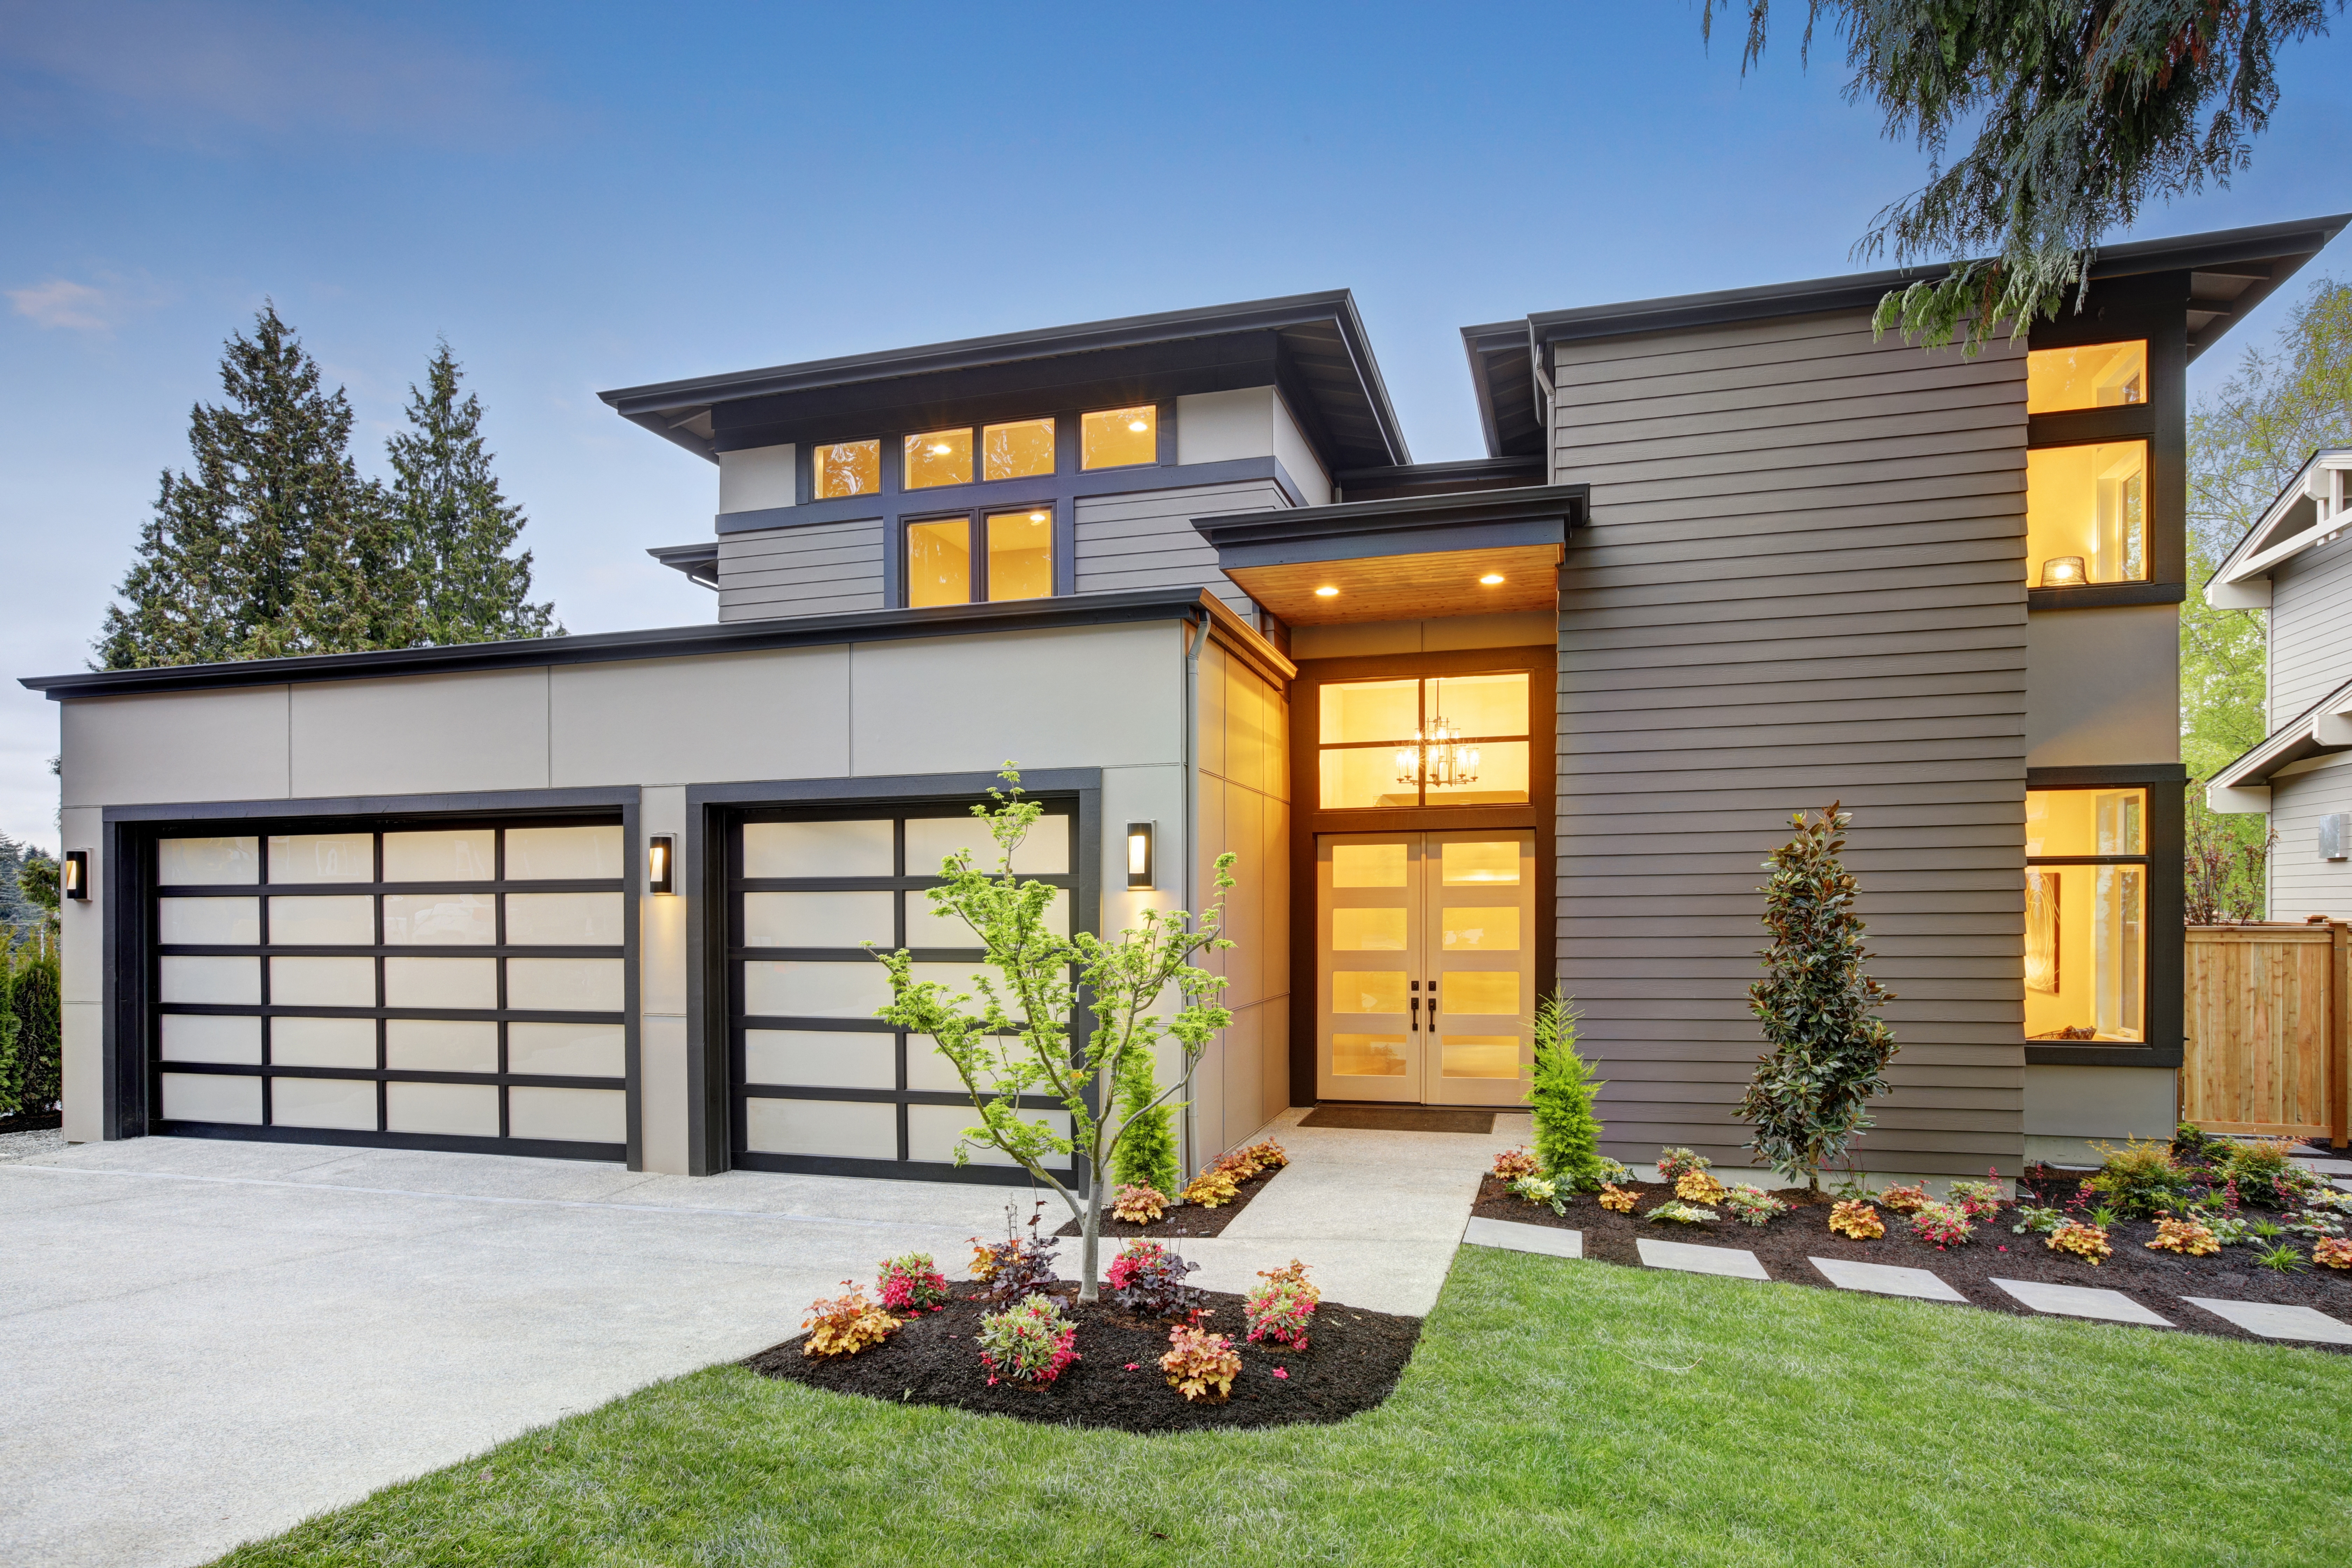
[1319, 673, 1530, 809]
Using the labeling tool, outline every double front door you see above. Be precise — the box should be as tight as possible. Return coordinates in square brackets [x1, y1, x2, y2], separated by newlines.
[1316, 830, 1535, 1106]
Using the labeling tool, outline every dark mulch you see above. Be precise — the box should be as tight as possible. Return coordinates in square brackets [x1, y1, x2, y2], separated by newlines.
[1301, 1104, 1494, 1134]
[743, 1281, 1422, 1433]
[1471, 1175, 2352, 1351]
[1053, 1164, 1284, 1239]
[0, 1110, 61, 1136]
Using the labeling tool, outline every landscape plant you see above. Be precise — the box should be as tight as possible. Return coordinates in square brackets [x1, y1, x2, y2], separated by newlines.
[1739, 804, 1898, 1191]
[2086, 1139, 2193, 1216]
[1655, 1147, 1710, 1183]
[875, 1254, 949, 1313]
[1110, 1183, 1168, 1225]
[1180, 1164, 1242, 1208]
[1828, 1199, 1884, 1239]
[873, 767, 1234, 1302]
[976, 1294, 1081, 1386]
[1597, 1183, 1637, 1213]
[1105, 1240, 1202, 1318]
[2255, 1242, 2307, 1274]
[1243, 1259, 1320, 1350]
[1507, 1174, 1566, 1213]
[968, 1204, 1060, 1300]
[1907, 1200, 1975, 1247]
[1947, 1176, 2005, 1220]
[1645, 1200, 1720, 1225]
[2047, 1220, 2113, 1265]
[1110, 1046, 1182, 1199]
[1675, 1169, 1728, 1204]
[2314, 1237, 2352, 1269]
[2010, 1205, 2066, 1236]
[2148, 1216, 2221, 1256]
[801, 1283, 899, 1360]
[1878, 1183, 1930, 1215]
[1159, 1321, 1240, 1404]
[1492, 1147, 1541, 1182]
[1526, 988, 1607, 1188]
[1721, 1184, 1791, 1226]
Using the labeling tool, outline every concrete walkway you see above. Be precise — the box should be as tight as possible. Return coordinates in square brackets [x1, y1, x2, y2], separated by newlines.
[1, 1110, 1518, 1567]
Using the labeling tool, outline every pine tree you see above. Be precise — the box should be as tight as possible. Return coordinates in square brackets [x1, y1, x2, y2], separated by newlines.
[1110, 1045, 1181, 1198]
[385, 342, 559, 645]
[98, 304, 400, 669]
[1739, 803, 1899, 1190]
[1526, 988, 1606, 1188]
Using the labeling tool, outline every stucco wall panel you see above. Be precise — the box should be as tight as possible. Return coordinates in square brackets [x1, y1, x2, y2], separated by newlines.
[290, 669, 551, 798]
[63, 686, 289, 806]
[2025, 604, 2180, 768]
[550, 649, 851, 786]
[848, 624, 1183, 776]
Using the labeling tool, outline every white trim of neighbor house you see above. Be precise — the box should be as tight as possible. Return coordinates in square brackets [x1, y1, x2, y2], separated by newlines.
[2208, 672, 2352, 812]
[2207, 448, 2352, 609]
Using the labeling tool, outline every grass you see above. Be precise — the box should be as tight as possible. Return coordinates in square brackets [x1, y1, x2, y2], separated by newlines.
[217, 1248, 2352, 1567]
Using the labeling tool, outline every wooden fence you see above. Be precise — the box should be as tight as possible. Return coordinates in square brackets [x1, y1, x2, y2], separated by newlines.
[2182, 922, 2348, 1145]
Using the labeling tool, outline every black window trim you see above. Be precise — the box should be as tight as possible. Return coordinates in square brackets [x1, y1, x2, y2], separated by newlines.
[2022, 764, 2185, 1069]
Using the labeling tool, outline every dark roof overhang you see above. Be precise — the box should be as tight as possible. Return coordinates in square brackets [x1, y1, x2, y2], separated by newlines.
[1459, 319, 1543, 460]
[597, 291, 1410, 475]
[1518, 213, 2351, 365]
[647, 542, 719, 589]
[20, 587, 1271, 701]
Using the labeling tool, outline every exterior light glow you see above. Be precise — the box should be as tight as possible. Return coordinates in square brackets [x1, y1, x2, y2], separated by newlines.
[2040, 556, 2087, 587]
[1395, 680, 1481, 790]
[1479, 572, 1505, 585]
[1314, 585, 1339, 597]
[1125, 821, 1155, 890]
[647, 834, 676, 895]
[63, 849, 89, 901]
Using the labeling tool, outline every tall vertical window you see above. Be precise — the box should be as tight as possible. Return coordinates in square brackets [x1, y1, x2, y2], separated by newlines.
[2025, 789, 2147, 1042]
[1319, 673, 1530, 809]
[2027, 441, 2149, 587]
[2027, 342, 2146, 412]
[904, 510, 1054, 606]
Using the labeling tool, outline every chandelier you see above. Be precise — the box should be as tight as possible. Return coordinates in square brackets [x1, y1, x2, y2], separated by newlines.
[1395, 681, 1480, 788]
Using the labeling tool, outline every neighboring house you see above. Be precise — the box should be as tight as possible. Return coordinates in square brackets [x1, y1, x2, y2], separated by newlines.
[2204, 446, 2352, 918]
[24, 214, 2347, 1181]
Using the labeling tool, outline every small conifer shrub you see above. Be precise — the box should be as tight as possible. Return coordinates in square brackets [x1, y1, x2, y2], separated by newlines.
[1526, 989, 1606, 1188]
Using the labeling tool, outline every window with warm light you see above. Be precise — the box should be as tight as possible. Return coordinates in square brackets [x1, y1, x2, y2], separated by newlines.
[986, 510, 1052, 600]
[2025, 788, 2148, 1043]
[1318, 673, 1530, 809]
[2027, 342, 2147, 413]
[906, 510, 1055, 605]
[984, 418, 1055, 480]
[814, 439, 881, 498]
[1081, 406, 1157, 469]
[906, 518, 972, 607]
[903, 428, 973, 490]
[2028, 441, 2148, 586]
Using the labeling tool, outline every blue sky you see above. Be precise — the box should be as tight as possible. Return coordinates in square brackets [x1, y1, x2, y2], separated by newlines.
[3, 1, 2348, 850]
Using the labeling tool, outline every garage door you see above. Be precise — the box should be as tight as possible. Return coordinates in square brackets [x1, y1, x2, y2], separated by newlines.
[147, 817, 632, 1161]
[727, 801, 1079, 1179]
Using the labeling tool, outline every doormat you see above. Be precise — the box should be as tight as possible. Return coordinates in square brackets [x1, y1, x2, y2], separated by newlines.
[1301, 1105, 1495, 1134]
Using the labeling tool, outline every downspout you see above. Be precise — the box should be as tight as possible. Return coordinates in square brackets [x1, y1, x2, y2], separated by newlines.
[1181, 604, 1207, 1177]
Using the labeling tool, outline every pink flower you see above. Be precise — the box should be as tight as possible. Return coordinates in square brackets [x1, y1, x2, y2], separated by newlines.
[986, 1376, 997, 1386]
[1124, 1363, 1140, 1371]
[1273, 1367, 1289, 1379]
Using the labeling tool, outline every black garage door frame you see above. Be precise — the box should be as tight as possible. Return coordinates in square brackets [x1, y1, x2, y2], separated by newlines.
[686, 769, 1102, 1182]
[99, 786, 643, 1167]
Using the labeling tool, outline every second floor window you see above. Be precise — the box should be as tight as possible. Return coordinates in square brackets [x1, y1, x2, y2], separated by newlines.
[907, 510, 1054, 606]
[2028, 441, 2148, 587]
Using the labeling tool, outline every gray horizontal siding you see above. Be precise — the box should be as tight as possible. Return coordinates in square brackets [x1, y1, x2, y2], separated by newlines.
[716, 520, 884, 623]
[2268, 758, 2352, 919]
[2268, 538, 2352, 726]
[1554, 307, 2029, 1176]
[1074, 479, 1285, 616]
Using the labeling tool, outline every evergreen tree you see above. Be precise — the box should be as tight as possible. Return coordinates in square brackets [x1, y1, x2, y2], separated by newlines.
[1110, 1046, 1181, 1198]
[0, 835, 37, 934]
[1740, 804, 1899, 1191]
[385, 342, 559, 645]
[1525, 988, 1606, 1189]
[98, 304, 401, 669]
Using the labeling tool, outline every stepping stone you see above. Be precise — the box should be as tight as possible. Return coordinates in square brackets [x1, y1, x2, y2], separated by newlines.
[1635, 1238, 1769, 1280]
[2179, 1297, 2352, 1344]
[1808, 1256, 1966, 1302]
[1462, 1216, 1582, 1259]
[2290, 1156, 2352, 1176]
[1991, 1278, 2171, 1326]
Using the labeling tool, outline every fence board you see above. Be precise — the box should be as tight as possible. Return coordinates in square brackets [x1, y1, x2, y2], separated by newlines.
[2182, 924, 2348, 1143]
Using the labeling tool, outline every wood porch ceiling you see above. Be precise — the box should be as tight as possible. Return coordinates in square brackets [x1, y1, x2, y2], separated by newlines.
[1228, 543, 1561, 624]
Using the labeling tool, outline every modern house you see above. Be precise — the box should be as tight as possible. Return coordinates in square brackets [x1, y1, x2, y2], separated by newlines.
[27, 213, 2348, 1182]
[2205, 444, 2352, 917]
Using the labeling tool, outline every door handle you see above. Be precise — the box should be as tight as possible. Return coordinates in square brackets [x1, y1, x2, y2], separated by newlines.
[1410, 995, 1420, 1031]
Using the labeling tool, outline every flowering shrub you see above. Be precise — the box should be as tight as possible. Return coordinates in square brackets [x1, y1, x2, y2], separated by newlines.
[1106, 1239, 1202, 1317]
[1181, 1165, 1242, 1208]
[1878, 1183, 1931, 1215]
[1597, 1183, 1637, 1213]
[1907, 1199, 1974, 1247]
[1244, 1259, 1320, 1350]
[876, 1252, 950, 1312]
[1112, 1183, 1169, 1224]
[2146, 1216, 2220, 1256]
[1492, 1147, 1542, 1182]
[1721, 1183, 1790, 1226]
[976, 1293, 1080, 1385]
[1947, 1176, 2005, 1220]
[2314, 1237, 2352, 1269]
[1656, 1147, 1711, 1182]
[1644, 1200, 1719, 1224]
[1507, 1174, 1566, 1214]
[1675, 1169, 1728, 1204]
[802, 1282, 900, 1359]
[1160, 1321, 1241, 1403]
[2046, 1220, 2112, 1264]
[1827, 1199, 1884, 1239]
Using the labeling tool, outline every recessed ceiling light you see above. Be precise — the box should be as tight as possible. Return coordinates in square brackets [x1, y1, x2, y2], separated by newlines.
[930, 443, 952, 455]
[1128, 418, 1149, 433]
[1028, 511, 1046, 522]
[1479, 572, 1505, 586]
[1314, 585, 1339, 598]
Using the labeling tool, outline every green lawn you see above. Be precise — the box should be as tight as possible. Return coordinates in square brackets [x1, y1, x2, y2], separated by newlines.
[218, 1250, 2352, 1567]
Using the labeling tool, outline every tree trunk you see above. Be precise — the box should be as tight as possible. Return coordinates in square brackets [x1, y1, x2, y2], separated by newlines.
[1078, 1176, 1105, 1302]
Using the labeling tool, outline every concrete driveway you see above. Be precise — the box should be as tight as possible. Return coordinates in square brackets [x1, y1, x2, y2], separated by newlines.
[1, 1109, 1509, 1567]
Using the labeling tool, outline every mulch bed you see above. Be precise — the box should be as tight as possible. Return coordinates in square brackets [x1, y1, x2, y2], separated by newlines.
[1052, 1163, 1284, 1239]
[1471, 1175, 2352, 1351]
[0, 1111, 61, 1136]
[744, 1281, 1422, 1433]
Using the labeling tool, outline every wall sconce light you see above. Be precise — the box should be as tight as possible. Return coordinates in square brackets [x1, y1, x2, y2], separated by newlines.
[1125, 821, 1155, 890]
[63, 849, 89, 901]
[647, 834, 676, 895]
[2039, 556, 2086, 587]
[2322, 813, 2349, 862]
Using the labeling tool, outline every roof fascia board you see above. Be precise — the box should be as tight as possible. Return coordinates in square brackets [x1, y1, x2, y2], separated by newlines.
[1214, 517, 1566, 571]
[2212, 449, 2352, 583]
[2212, 672, 2352, 789]
[1191, 483, 1587, 552]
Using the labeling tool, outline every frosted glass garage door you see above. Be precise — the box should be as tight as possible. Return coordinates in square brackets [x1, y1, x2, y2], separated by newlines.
[728, 803, 1078, 1175]
[150, 820, 630, 1158]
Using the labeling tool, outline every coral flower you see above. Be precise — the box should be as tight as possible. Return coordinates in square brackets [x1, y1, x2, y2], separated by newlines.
[1273, 1367, 1289, 1379]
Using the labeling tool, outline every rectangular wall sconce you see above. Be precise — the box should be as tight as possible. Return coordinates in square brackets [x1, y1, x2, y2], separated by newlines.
[2322, 814, 2349, 862]
[647, 834, 677, 894]
[63, 849, 89, 901]
[1125, 821, 1155, 890]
